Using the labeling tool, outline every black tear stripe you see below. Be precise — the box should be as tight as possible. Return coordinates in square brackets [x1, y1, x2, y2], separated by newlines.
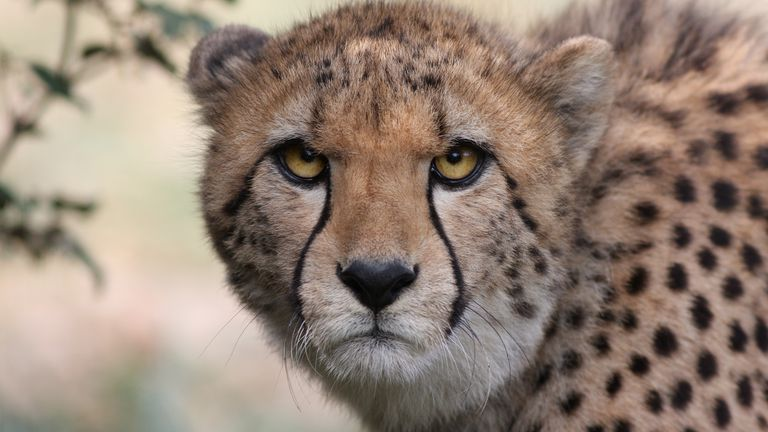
[427, 181, 467, 332]
[290, 180, 333, 322]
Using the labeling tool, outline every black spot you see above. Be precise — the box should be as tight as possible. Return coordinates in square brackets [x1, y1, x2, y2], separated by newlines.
[711, 180, 739, 211]
[625, 267, 649, 295]
[645, 389, 664, 413]
[748, 194, 767, 218]
[598, 309, 616, 324]
[755, 317, 768, 353]
[315, 70, 333, 86]
[561, 350, 583, 373]
[713, 398, 731, 428]
[270, 67, 282, 80]
[667, 263, 688, 291]
[559, 391, 584, 415]
[633, 201, 660, 224]
[592, 333, 611, 356]
[368, 17, 394, 38]
[520, 213, 539, 232]
[529, 246, 548, 274]
[713, 130, 738, 160]
[722, 275, 744, 300]
[512, 198, 527, 209]
[629, 353, 651, 376]
[613, 419, 632, 432]
[586, 426, 605, 432]
[673, 224, 692, 248]
[697, 248, 718, 271]
[697, 350, 718, 381]
[730, 320, 749, 352]
[746, 84, 768, 102]
[621, 309, 639, 331]
[653, 326, 679, 356]
[759, 415, 768, 430]
[565, 308, 586, 329]
[606, 372, 623, 397]
[534, 364, 552, 390]
[513, 301, 538, 319]
[674, 176, 697, 202]
[708, 91, 741, 115]
[741, 243, 763, 273]
[421, 74, 441, 89]
[671, 380, 693, 410]
[544, 316, 559, 340]
[506, 176, 518, 190]
[737, 375, 754, 407]
[505, 266, 521, 281]
[691, 295, 714, 330]
[708, 226, 732, 247]
[754, 146, 768, 169]
[687, 139, 708, 164]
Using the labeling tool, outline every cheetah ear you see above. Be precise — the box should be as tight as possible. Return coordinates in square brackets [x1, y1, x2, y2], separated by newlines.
[186, 25, 271, 106]
[523, 36, 615, 171]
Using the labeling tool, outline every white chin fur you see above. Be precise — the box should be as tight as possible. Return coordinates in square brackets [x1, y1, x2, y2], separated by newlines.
[317, 335, 430, 384]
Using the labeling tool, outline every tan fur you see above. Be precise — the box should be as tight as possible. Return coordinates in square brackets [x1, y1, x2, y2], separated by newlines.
[188, 0, 768, 430]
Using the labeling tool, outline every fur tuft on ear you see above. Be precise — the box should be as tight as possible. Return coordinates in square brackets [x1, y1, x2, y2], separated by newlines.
[186, 25, 271, 105]
[523, 36, 615, 171]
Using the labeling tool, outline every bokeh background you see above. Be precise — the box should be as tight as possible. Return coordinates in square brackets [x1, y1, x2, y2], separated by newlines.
[2, 0, 757, 431]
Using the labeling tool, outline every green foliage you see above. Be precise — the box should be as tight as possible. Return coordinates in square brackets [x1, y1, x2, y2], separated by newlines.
[138, 1, 215, 39]
[0, 0, 238, 288]
[30, 63, 73, 99]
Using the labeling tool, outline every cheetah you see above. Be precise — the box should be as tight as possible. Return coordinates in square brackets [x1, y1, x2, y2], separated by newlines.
[186, 0, 768, 430]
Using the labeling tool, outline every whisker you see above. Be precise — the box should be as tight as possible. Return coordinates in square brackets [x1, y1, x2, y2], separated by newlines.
[466, 304, 513, 377]
[226, 314, 257, 366]
[198, 304, 246, 359]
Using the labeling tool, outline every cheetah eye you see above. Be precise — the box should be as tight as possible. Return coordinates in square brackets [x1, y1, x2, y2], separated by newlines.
[431, 141, 486, 186]
[276, 138, 328, 183]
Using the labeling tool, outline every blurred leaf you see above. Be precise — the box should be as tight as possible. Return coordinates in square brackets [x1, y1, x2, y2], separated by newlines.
[52, 196, 97, 215]
[137, 2, 214, 38]
[81, 44, 118, 59]
[12, 118, 38, 137]
[30, 63, 72, 98]
[0, 182, 18, 210]
[134, 35, 176, 74]
[56, 228, 104, 288]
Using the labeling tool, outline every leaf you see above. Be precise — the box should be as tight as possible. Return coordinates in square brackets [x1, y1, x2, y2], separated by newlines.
[52, 196, 97, 215]
[55, 228, 105, 289]
[133, 35, 176, 74]
[137, 2, 214, 39]
[81, 44, 118, 59]
[0, 182, 18, 210]
[30, 63, 72, 98]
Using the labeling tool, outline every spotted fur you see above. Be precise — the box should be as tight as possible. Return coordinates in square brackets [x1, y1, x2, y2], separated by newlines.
[187, 0, 768, 430]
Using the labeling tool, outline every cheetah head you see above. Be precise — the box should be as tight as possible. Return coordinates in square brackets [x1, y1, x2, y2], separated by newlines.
[187, 3, 614, 425]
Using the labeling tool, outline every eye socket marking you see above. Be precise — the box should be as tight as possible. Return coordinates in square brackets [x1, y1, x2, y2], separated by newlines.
[275, 138, 328, 184]
[431, 141, 487, 186]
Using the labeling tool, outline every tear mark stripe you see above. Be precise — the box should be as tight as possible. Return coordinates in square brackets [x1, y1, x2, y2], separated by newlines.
[427, 181, 467, 331]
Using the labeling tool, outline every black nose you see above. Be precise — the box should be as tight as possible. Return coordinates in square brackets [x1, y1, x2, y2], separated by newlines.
[337, 261, 417, 312]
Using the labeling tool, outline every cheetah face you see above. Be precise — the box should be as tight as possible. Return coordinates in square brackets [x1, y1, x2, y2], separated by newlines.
[187, 5, 614, 411]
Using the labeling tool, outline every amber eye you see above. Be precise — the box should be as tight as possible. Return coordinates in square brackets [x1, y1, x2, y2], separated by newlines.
[431, 144, 483, 184]
[278, 139, 327, 182]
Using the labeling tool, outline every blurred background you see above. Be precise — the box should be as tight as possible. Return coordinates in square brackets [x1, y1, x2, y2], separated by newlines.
[9, 0, 745, 430]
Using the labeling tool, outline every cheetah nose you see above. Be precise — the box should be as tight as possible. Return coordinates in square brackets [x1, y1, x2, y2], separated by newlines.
[337, 261, 418, 313]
